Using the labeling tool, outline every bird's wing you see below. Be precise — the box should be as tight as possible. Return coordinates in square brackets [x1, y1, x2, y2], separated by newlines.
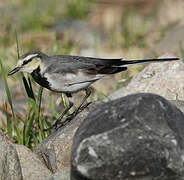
[45, 55, 127, 75]
[46, 54, 180, 69]
[50, 55, 123, 65]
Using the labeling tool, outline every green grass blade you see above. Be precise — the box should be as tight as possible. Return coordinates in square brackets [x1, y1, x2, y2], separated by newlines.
[2, 109, 12, 137]
[49, 95, 59, 119]
[61, 93, 67, 108]
[29, 98, 39, 118]
[37, 87, 45, 140]
[14, 123, 23, 144]
[15, 30, 20, 59]
[24, 111, 35, 147]
[32, 133, 39, 145]
[0, 59, 15, 118]
[61, 93, 70, 115]
[23, 103, 32, 143]
[23, 98, 38, 147]
[0, 59, 14, 138]
[43, 118, 52, 132]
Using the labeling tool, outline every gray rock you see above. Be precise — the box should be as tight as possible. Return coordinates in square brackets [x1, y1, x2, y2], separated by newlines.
[71, 93, 184, 180]
[15, 144, 52, 180]
[45, 170, 70, 180]
[109, 60, 184, 101]
[0, 134, 23, 180]
[34, 103, 96, 173]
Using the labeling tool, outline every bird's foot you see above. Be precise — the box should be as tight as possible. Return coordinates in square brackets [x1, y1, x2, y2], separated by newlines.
[54, 102, 91, 130]
[79, 101, 91, 112]
[44, 101, 92, 131]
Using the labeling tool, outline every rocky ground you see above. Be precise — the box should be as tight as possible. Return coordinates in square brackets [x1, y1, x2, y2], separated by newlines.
[1, 49, 184, 180]
[1, 0, 184, 180]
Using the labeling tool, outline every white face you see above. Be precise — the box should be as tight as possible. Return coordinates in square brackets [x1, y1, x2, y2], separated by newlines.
[17, 54, 39, 73]
[8, 53, 42, 75]
[17, 54, 38, 65]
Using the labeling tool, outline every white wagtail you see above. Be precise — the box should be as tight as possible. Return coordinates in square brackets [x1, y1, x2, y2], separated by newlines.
[8, 51, 180, 129]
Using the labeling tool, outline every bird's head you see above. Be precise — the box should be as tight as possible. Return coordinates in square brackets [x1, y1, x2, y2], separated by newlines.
[8, 50, 47, 76]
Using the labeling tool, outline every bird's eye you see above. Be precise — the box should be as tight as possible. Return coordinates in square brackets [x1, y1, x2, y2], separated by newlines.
[22, 58, 33, 65]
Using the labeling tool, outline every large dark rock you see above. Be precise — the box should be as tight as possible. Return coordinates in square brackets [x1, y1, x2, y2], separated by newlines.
[71, 93, 184, 180]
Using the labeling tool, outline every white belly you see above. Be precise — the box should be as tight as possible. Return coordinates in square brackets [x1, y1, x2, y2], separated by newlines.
[44, 72, 96, 93]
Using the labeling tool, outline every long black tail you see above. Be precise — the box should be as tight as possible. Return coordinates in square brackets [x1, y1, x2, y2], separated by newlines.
[119, 57, 180, 67]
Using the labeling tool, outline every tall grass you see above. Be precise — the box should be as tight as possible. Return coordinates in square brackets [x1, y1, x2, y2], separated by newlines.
[0, 30, 77, 148]
[0, 35, 47, 147]
[0, 59, 23, 143]
[0, 58, 49, 147]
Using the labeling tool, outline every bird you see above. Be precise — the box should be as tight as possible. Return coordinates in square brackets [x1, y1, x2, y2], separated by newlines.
[8, 51, 180, 130]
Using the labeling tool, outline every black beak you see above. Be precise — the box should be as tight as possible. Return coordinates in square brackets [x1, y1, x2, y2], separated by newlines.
[8, 66, 21, 76]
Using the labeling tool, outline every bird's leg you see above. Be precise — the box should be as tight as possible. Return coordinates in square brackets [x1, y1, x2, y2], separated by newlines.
[44, 89, 91, 131]
[71, 88, 91, 116]
[54, 88, 92, 131]
[44, 93, 73, 131]
[57, 94, 74, 121]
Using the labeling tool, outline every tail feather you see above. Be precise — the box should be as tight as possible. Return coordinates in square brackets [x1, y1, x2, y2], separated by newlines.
[117, 57, 180, 67]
